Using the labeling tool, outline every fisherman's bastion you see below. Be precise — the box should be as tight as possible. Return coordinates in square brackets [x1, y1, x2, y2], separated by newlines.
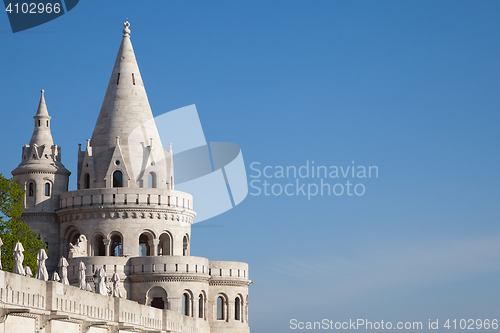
[1, 21, 251, 333]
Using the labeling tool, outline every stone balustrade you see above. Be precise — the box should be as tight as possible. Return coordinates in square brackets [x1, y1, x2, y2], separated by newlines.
[59, 188, 193, 211]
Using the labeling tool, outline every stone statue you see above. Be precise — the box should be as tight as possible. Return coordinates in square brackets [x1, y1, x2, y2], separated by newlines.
[111, 273, 123, 298]
[13, 241, 25, 275]
[68, 234, 87, 258]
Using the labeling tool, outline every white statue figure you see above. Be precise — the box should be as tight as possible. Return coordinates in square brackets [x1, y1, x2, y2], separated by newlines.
[13, 241, 25, 275]
[78, 261, 87, 290]
[111, 273, 123, 298]
[97, 267, 107, 296]
[35, 249, 49, 281]
[24, 266, 32, 277]
[0, 236, 3, 270]
[68, 234, 87, 258]
[58, 257, 69, 285]
[52, 271, 60, 282]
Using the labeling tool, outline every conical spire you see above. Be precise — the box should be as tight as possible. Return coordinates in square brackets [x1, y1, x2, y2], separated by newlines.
[89, 21, 167, 188]
[30, 89, 54, 147]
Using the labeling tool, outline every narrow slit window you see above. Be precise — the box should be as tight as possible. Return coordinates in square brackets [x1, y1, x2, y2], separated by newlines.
[132, 73, 135, 85]
[117, 73, 120, 85]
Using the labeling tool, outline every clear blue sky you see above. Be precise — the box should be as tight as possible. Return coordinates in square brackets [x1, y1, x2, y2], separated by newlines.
[1, 1, 500, 332]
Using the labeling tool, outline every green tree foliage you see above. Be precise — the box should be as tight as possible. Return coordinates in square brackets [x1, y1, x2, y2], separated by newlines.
[0, 174, 46, 273]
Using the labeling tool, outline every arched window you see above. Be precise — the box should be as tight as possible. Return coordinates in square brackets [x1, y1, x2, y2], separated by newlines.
[183, 235, 189, 256]
[182, 292, 192, 316]
[217, 296, 225, 320]
[199, 294, 204, 319]
[235, 297, 241, 321]
[110, 233, 122, 256]
[45, 183, 50, 196]
[159, 232, 172, 256]
[113, 171, 123, 187]
[93, 234, 105, 256]
[148, 172, 157, 188]
[139, 233, 152, 257]
[28, 182, 35, 197]
[84, 173, 90, 189]
[147, 287, 168, 310]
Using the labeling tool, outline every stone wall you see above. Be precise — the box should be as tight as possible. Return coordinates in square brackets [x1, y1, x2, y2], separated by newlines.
[0, 270, 212, 333]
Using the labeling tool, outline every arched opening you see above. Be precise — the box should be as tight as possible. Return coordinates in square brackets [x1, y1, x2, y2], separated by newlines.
[182, 292, 192, 316]
[28, 182, 35, 197]
[113, 171, 123, 187]
[159, 232, 172, 256]
[148, 172, 157, 188]
[183, 235, 189, 256]
[84, 173, 90, 189]
[139, 233, 152, 257]
[147, 286, 168, 310]
[235, 297, 241, 321]
[199, 293, 204, 319]
[93, 234, 105, 256]
[45, 183, 50, 196]
[110, 233, 122, 256]
[217, 296, 225, 320]
[64, 227, 81, 258]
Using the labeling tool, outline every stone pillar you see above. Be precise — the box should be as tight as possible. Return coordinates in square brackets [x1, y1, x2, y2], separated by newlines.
[150, 239, 159, 256]
[87, 239, 92, 257]
[193, 296, 199, 319]
[103, 238, 111, 256]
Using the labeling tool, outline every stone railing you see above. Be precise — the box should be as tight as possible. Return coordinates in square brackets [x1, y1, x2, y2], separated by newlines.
[46, 281, 115, 321]
[128, 255, 210, 277]
[59, 188, 193, 211]
[209, 261, 249, 280]
[0, 269, 207, 332]
[0, 270, 46, 310]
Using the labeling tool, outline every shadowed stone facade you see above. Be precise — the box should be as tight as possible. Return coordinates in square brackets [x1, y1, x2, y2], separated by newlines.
[10, 21, 251, 333]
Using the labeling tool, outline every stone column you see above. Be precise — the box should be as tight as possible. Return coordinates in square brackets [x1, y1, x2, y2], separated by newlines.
[103, 238, 111, 256]
[193, 296, 199, 319]
[150, 239, 159, 256]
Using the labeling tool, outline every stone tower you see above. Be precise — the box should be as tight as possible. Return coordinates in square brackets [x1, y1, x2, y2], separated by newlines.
[12, 90, 71, 271]
[11, 22, 251, 333]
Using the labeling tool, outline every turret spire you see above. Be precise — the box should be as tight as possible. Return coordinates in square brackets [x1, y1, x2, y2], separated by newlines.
[30, 89, 54, 147]
[88, 21, 167, 188]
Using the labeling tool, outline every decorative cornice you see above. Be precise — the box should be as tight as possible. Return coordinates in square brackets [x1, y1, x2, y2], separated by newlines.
[57, 207, 195, 224]
[127, 275, 210, 283]
[209, 279, 252, 287]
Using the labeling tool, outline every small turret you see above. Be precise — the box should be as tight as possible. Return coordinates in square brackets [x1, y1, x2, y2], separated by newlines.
[11, 89, 70, 272]
[12, 89, 70, 211]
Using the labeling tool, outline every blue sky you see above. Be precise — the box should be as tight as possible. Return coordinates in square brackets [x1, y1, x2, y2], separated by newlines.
[1, 1, 500, 332]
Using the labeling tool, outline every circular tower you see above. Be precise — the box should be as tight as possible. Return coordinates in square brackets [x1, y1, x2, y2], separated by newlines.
[59, 22, 251, 333]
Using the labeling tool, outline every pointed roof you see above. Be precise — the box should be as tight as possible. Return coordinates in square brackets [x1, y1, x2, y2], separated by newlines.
[29, 89, 54, 147]
[35, 89, 49, 117]
[89, 21, 167, 187]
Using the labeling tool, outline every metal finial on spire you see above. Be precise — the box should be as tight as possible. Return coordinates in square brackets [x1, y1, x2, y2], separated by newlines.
[41, 89, 44, 94]
[123, 21, 130, 37]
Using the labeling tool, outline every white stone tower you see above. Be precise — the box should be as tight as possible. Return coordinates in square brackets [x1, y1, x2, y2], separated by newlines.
[52, 22, 250, 333]
[12, 89, 71, 271]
